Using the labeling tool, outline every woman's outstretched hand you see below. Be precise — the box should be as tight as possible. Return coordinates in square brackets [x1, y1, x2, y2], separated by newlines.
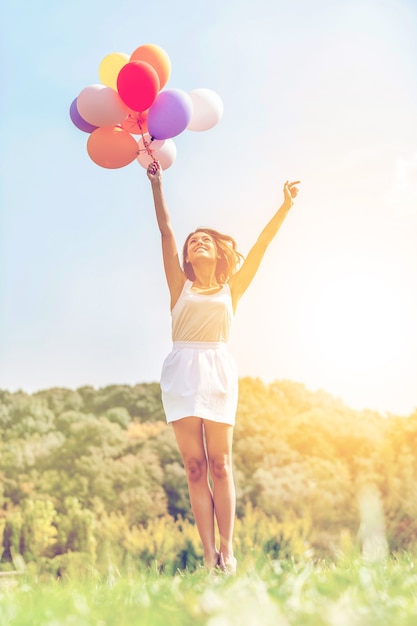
[283, 180, 300, 209]
[147, 160, 162, 184]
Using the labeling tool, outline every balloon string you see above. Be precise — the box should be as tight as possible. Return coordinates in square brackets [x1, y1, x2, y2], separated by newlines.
[142, 135, 157, 162]
[136, 113, 157, 163]
[125, 112, 156, 161]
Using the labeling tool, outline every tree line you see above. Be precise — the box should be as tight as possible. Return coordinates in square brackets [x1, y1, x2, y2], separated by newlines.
[0, 379, 416, 569]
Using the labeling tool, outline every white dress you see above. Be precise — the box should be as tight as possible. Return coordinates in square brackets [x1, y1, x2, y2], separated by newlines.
[160, 280, 238, 425]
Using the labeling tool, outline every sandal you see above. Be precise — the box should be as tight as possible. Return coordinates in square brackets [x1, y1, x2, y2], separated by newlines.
[218, 552, 237, 575]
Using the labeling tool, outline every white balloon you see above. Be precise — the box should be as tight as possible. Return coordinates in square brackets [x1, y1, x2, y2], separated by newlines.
[76, 84, 128, 127]
[187, 88, 224, 132]
[138, 133, 165, 153]
[137, 136, 177, 170]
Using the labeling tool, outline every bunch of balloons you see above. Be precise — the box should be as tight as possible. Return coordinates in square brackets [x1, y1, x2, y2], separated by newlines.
[69, 43, 223, 170]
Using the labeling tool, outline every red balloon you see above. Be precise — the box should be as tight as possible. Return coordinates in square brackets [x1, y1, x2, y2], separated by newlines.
[117, 61, 160, 112]
[87, 126, 139, 169]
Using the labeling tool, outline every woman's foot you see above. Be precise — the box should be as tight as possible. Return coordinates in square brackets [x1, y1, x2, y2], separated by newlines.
[218, 552, 237, 575]
[204, 549, 220, 570]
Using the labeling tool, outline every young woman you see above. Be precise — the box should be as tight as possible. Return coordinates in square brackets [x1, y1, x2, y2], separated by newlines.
[147, 161, 299, 573]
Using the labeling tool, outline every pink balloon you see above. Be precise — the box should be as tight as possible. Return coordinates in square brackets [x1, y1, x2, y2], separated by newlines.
[77, 84, 129, 127]
[147, 89, 193, 140]
[137, 136, 177, 170]
[117, 61, 160, 112]
[187, 88, 224, 131]
[69, 98, 98, 133]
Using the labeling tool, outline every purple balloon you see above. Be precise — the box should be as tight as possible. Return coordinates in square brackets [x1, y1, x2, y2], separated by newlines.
[148, 89, 193, 140]
[69, 98, 98, 133]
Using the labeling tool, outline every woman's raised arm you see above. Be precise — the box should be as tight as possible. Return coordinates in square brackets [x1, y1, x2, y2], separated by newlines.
[147, 161, 186, 308]
[228, 180, 300, 311]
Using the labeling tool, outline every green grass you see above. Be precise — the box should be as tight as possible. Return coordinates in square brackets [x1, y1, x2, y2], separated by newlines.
[1, 552, 417, 626]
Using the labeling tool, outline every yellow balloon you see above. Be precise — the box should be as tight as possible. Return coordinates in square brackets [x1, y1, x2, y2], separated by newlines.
[99, 52, 130, 90]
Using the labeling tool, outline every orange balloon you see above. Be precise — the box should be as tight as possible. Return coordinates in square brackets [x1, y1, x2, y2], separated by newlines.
[130, 44, 171, 89]
[87, 126, 139, 169]
[121, 110, 148, 135]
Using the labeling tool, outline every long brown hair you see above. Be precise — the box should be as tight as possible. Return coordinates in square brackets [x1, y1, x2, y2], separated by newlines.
[182, 227, 244, 283]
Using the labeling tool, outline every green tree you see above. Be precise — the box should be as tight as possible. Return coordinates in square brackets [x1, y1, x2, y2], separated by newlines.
[55, 497, 96, 557]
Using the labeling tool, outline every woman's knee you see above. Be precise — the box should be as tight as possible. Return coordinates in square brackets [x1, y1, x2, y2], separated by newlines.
[184, 456, 207, 482]
[208, 454, 232, 480]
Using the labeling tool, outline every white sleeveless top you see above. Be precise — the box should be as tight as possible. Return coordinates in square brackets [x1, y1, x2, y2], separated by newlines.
[171, 280, 233, 343]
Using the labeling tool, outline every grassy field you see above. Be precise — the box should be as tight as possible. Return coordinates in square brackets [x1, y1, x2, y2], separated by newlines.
[1, 551, 417, 626]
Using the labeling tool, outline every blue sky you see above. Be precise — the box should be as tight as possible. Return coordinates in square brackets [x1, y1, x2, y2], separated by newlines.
[1, 0, 417, 415]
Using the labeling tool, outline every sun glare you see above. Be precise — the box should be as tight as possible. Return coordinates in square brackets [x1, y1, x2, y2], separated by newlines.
[311, 272, 406, 372]
[301, 264, 410, 384]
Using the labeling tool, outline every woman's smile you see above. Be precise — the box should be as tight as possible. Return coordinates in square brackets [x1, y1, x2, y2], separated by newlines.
[188, 234, 216, 259]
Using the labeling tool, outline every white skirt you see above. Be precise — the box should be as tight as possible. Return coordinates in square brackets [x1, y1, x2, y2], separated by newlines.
[160, 341, 238, 425]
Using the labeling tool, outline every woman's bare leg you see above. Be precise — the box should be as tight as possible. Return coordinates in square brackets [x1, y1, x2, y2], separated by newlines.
[203, 420, 236, 570]
[172, 417, 218, 567]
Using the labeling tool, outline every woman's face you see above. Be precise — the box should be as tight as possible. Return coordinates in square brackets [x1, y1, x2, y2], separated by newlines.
[186, 231, 217, 265]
